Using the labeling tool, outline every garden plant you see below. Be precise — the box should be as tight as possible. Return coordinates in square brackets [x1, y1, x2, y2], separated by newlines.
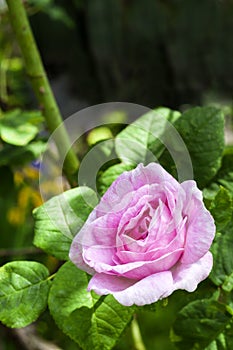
[1, 1, 233, 350]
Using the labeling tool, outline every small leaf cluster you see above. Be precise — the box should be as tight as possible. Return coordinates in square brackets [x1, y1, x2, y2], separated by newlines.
[0, 109, 46, 166]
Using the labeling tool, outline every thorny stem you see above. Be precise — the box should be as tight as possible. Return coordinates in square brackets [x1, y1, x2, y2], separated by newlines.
[6, 0, 79, 186]
[131, 315, 147, 350]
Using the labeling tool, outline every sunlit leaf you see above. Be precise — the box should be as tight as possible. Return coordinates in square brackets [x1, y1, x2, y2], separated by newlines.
[33, 187, 98, 260]
[171, 299, 233, 350]
[0, 109, 43, 146]
[0, 261, 50, 328]
[49, 262, 135, 350]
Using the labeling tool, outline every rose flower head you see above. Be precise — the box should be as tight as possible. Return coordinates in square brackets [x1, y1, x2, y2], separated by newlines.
[69, 163, 215, 306]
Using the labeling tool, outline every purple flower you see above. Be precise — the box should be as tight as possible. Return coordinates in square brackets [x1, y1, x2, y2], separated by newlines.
[69, 163, 215, 306]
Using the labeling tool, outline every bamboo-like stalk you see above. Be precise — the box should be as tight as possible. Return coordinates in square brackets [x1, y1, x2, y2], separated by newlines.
[6, 0, 79, 184]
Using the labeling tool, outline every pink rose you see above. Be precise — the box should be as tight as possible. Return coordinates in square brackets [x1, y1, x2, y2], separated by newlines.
[69, 163, 215, 306]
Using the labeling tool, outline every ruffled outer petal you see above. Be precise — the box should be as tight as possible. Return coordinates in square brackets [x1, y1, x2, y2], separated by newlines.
[98, 163, 179, 214]
[113, 271, 174, 306]
[169, 251, 213, 293]
[181, 181, 215, 264]
[88, 252, 213, 306]
[69, 240, 94, 275]
[88, 270, 174, 306]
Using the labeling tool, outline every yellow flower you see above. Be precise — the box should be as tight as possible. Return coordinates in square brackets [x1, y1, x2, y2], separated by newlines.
[7, 207, 25, 226]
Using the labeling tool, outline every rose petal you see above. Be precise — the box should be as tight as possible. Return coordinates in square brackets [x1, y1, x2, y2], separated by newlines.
[87, 253, 213, 306]
[114, 249, 183, 279]
[113, 271, 173, 306]
[181, 181, 215, 264]
[148, 199, 174, 242]
[131, 163, 179, 190]
[83, 246, 116, 268]
[96, 163, 179, 214]
[70, 226, 117, 254]
[169, 251, 213, 294]
[91, 248, 183, 278]
[117, 191, 156, 237]
[88, 273, 135, 294]
[117, 218, 186, 263]
[69, 241, 94, 275]
[88, 270, 173, 306]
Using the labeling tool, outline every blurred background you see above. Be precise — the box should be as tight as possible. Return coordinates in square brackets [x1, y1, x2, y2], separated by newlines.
[1, 0, 233, 115]
[0, 0, 233, 349]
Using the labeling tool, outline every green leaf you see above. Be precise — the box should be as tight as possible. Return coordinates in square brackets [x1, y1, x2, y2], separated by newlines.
[203, 184, 221, 203]
[49, 262, 135, 350]
[78, 139, 116, 190]
[0, 140, 46, 166]
[0, 261, 51, 328]
[115, 107, 180, 165]
[171, 299, 233, 350]
[97, 163, 134, 195]
[205, 333, 233, 350]
[0, 109, 43, 146]
[174, 106, 224, 188]
[33, 187, 98, 260]
[27, 0, 52, 8]
[213, 149, 233, 195]
[45, 6, 74, 27]
[209, 187, 233, 232]
[87, 126, 113, 146]
[210, 218, 233, 291]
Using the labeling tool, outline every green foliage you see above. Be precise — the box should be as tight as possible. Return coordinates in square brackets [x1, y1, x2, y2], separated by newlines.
[0, 140, 46, 166]
[210, 218, 233, 291]
[213, 149, 233, 194]
[33, 186, 98, 260]
[174, 107, 225, 188]
[0, 54, 28, 108]
[0, 109, 44, 146]
[171, 299, 233, 350]
[28, 0, 74, 27]
[114, 106, 224, 190]
[0, 109, 46, 167]
[49, 262, 135, 350]
[87, 126, 113, 146]
[207, 186, 233, 232]
[115, 107, 180, 165]
[0, 261, 51, 328]
[97, 163, 134, 195]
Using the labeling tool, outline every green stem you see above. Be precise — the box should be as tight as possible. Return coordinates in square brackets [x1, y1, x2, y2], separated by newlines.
[6, 0, 79, 185]
[131, 315, 147, 350]
[47, 273, 56, 281]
